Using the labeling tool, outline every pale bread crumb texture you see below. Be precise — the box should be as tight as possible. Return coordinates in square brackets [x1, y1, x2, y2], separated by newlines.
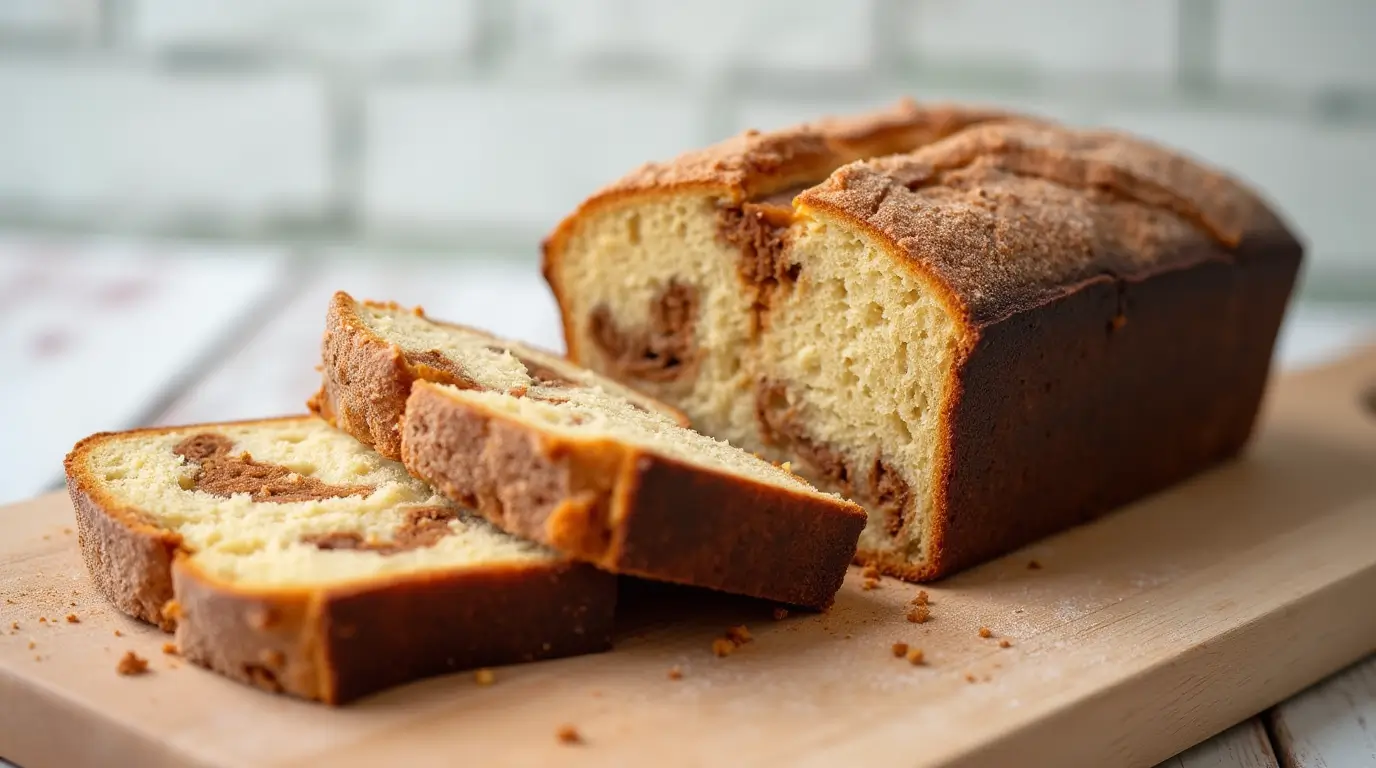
[77, 418, 553, 588]
[355, 298, 673, 417]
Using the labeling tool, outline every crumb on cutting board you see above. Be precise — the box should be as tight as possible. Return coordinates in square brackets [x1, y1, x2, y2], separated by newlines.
[978, 627, 992, 639]
[891, 642, 908, 658]
[113, 629, 123, 637]
[474, 668, 495, 686]
[66, 614, 79, 624]
[999, 639, 1012, 648]
[912, 590, 930, 606]
[725, 625, 752, 645]
[117, 651, 149, 676]
[667, 666, 683, 680]
[711, 638, 736, 657]
[1027, 559, 1043, 570]
[906, 648, 925, 666]
[556, 725, 582, 745]
[27, 640, 35, 650]
[964, 673, 977, 684]
[906, 605, 930, 624]
[162, 642, 178, 655]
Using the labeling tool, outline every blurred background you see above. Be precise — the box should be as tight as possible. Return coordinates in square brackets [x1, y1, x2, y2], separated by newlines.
[1, 0, 1375, 504]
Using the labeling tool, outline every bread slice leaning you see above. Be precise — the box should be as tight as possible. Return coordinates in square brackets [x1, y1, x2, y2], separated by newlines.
[313, 293, 867, 609]
[311, 292, 687, 461]
[65, 416, 615, 704]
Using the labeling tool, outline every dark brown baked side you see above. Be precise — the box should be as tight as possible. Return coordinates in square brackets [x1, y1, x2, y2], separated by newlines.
[916, 238, 1302, 580]
[401, 382, 866, 609]
[174, 558, 616, 705]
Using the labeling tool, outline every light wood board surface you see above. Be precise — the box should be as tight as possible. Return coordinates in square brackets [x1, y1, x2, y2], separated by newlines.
[1, 350, 1375, 768]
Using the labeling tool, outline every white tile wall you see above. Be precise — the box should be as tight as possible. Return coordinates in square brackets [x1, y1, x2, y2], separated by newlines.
[900, 0, 1178, 77]
[1102, 109, 1376, 259]
[129, 0, 480, 64]
[0, 62, 331, 227]
[0, 0, 1372, 276]
[512, 0, 877, 75]
[363, 84, 707, 233]
[1218, 0, 1376, 91]
[0, 0, 99, 41]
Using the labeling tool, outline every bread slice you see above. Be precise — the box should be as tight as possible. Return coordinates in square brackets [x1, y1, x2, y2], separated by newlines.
[543, 109, 1303, 581]
[311, 293, 687, 461]
[313, 292, 866, 609]
[65, 416, 615, 704]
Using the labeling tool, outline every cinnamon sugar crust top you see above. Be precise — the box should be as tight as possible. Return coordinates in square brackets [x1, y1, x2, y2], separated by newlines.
[798, 121, 1299, 327]
[582, 99, 1014, 205]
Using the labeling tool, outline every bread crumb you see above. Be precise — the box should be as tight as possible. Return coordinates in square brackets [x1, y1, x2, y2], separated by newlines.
[964, 673, 977, 684]
[474, 668, 495, 686]
[891, 642, 908, 658]
[711, 638, 736, 657]
[69, 602, 76, 607]
[555, 725, 582, 745]
[999, 639, 1012, 648]
[912, 590, 930, 606]
[117, 651, 149, 676]
[162, 600, 182, 622]
[906, 605, 930, 624]
[861, 578, 880, 591]
[667, 666, 683, 680]
[27, 640, 35, 650]
[66, 614, 79, 624]
[978, 627, 992, 639]
[4, 598, 13, 604]
[860, 564, 881, 580]
[772, 607, 789, 621]
[162, 642, 178, 655]
[34, 655, 41, 662]
[906, 648, 925, 666]
[780, 461, 793, 474]
[725, 625, 752, 645]
[63, 527, 72, 535]
[10, 622, 17, 631]
[38, 617, 46, 623]
[113, 630, 123, 637]
[1027, 559, 1042, 570]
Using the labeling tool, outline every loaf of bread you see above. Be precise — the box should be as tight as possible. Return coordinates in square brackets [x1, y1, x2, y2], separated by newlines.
[312, 292, 866, 608]
[542, 103, 1303, 581]
[65, 416, 615, 704]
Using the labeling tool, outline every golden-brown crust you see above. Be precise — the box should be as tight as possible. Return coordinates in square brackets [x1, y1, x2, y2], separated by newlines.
[400, 382, 866, 609]
[65, 417, 617, 704]
[798, 121, 1297, 326]
[541, 99, 1020, 357]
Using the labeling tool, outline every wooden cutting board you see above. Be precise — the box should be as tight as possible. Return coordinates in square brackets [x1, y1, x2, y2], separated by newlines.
[2, 350, 1375, 768]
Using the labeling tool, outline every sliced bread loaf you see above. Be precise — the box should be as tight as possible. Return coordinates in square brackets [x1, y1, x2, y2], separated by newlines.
[65, 416, 615, 704]
[313, 292, 867, 609]
[543, 109, 1303, 581]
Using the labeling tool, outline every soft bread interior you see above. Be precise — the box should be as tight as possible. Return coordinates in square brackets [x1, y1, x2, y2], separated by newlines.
[552, 196, 761, 446]
[80, 418, 552, 588]
[551, 198, 960, 568]
[760, 211, 960, 563]
[354, 298, 682, 418]
[427, 382, 826, 500]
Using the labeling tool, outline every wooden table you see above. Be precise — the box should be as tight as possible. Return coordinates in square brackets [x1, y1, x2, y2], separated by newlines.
[1, 234, 1373, 768]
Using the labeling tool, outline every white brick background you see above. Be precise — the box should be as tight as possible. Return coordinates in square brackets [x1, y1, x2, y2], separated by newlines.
[0, 0, 1373, 279]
